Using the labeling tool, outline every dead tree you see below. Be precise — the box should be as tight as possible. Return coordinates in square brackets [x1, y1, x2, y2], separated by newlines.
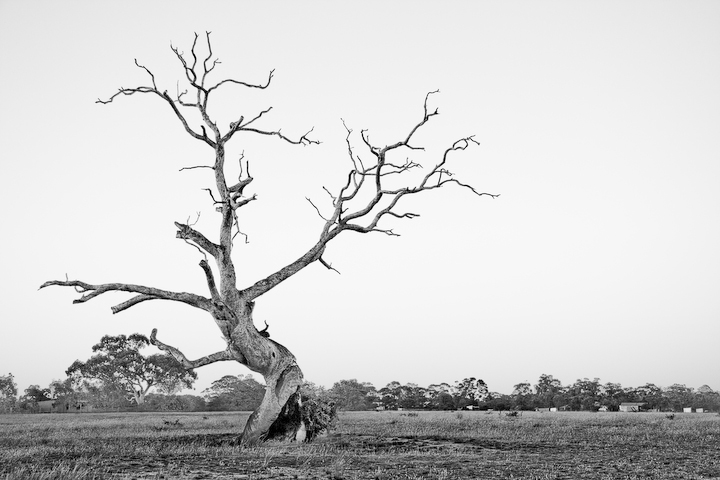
[40, 33, 498, 444]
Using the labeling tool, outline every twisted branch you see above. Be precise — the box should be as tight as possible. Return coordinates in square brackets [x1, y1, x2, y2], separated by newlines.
[150, 328, 241, 368]
[38, 279, 211, 314]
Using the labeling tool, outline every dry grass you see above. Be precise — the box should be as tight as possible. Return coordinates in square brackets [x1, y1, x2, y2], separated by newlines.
[1, 410, 719, 479]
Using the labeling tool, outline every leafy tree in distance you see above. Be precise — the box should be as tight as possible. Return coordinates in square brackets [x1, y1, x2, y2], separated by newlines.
[142, 394, 207, 411]
[378, 381, 403, 410]
[18, 385, 52, 411]
[426, 383, 454, 410]
[39, 33, 496, 443]
[601, 382, 626, 411]
[47, 377, 107, 412]
[22, 385, 51, 402]
[511, 382, 533, 410]
[664, 384, 694, 411]
[328, 379, 376, 411]
[48, 378, 75, 399]
[696, 385, 720, 411]
[434, 392, 456, 410]
[625, 383, 668, 411]
[203, 374, 265, 411]
[567, 378, 602, 411]
[534, 374, 565, 407]
[452, 377, 490, 409]
[0, 374, 17, 413]
[66, 333, 196, 405]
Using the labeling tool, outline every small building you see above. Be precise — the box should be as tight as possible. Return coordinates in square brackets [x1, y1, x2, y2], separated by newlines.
[696, 408, 705, 413]
[37, 400, 55, 413]
[683, 407, 693, 413]
[36, 399, 94, 413]
[619, 402, 646, 412]
[535, 407, 551, 412]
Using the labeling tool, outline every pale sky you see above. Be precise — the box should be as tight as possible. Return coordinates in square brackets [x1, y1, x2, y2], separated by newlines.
[1, 1, 718, 398]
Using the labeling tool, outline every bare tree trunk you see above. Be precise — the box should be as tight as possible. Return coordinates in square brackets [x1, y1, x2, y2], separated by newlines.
[223, 307, 305, 444]
[147, 296, 308, 443]
[242, 362, 304, 444]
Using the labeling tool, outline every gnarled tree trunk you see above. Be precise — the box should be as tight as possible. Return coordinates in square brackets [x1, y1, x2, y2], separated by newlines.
[40, 33, 496, 444]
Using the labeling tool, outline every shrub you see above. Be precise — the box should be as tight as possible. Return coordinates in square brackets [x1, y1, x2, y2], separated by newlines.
[267, 383, 338, 442]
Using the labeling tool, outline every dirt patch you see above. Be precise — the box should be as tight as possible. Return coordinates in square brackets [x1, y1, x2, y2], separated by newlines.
[327, 432, 556, 455]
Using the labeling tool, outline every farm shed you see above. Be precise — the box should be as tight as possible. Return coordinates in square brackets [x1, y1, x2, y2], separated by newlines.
[36, 400, 94, 413]
[37, 400, 54, 413]
[619, 402, 646, 412]
[683, 407, 705, 413]
[66, 401, 94, 413]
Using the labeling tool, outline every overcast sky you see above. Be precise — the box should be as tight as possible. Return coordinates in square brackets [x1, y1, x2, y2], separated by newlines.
[1, 1, 718, 398]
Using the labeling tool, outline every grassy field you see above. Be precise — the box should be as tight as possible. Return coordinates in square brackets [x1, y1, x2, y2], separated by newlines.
[1, 410, 719, 479]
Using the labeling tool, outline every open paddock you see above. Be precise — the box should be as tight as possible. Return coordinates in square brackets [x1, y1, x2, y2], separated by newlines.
[1, 410, 718, 479]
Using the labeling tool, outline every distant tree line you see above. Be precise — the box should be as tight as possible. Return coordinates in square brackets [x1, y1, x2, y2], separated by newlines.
[2, 370, 718, 414]
[0, 372, 263, 414]
[322, 375, 720, 412]
[0, 332, 269, 413]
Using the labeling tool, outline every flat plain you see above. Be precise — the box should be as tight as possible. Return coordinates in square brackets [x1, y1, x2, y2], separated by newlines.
[1, 410, 719, 479]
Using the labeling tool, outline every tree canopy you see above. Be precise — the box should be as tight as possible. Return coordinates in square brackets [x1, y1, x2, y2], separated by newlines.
[0, 374, 17, 413]
[66, 333, 197, 405]
[202, 374, 265, 411]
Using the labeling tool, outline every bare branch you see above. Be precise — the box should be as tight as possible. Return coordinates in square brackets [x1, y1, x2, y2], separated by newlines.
[170, 37, 201, 91]
[134, 59, 158, 90]
[258, 320, 270, 338]
[239, 125, 320, 146]
[200, 31, 220, 85]
[231, 194, 257, 210]
[150, 328, 241, 368]
[174, 221, 219, 258]
[306, 197, 330, 221]
[207, 69, 274, 96]
[111, 294, 156, 314]
[319, 257, 341, 274]
[199, 260, 220, 301]
[183, 240, 209, 262]
[239, 107, 272, 129]
[228, 153, 253, 194]
[202, 188, 221, 205]
[39, 279, 211, 313]
[239, 92, 497, 300]
[230, 206, 250, 244]
[176, 82, 196, 107]
[223, 115, 245, 142]
[96, 61, 162, 104]
[160, 91, 216, 146]
[241, 234, 337, 301]
[96, 86, 159, 105]
[179, 164, 214, 172]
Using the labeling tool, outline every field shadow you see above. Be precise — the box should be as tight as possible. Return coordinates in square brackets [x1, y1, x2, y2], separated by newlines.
[325, 433, 555, 455]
